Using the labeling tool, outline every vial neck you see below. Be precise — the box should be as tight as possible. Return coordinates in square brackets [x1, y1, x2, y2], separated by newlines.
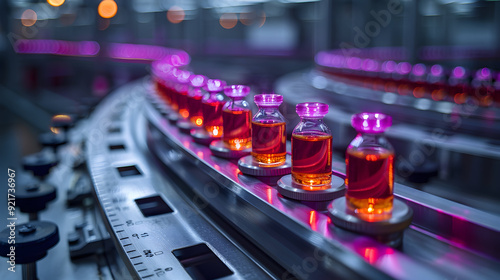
[258, 106, 279, 113]
[300, 116, 324, 122]
[359, 132, 384, 137]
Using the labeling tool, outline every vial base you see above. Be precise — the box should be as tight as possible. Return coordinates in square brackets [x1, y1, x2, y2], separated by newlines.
[346, 196, 394, 222]
[190, 116, 203, 127]
[291, 171, 332, 190]
[205, 126, 223, 138]
[251, 152, 287, 167]
[224, 138, 251, 151]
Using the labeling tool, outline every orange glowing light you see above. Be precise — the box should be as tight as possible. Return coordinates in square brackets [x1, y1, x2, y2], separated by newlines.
[365, 154, 378, 161]
[258, 11, 266, 28]
[167, 6, 185, 24]
[363, 248, 377, 264]
[179, 109, 189, 119]
[52, 114, 71, 122]
[219, 13, 237, 29]
[431, 89, 445, 101]
[21, 9, 37, 27]
[212, 126, 221, 137]
[239, 13, 253, 26]
[195, 117, 203, 126]
[367, 204, 375, 213]
[266, 187, 273, 204]
[98, 0, 117, 19]
[480, 96, 493, 107]
[412, 87, 425, 98]
[47, 0, 65, 7]
[309, 211, 317, 231]
[50, 127, 60, 134]
[454, 93, 466, 104]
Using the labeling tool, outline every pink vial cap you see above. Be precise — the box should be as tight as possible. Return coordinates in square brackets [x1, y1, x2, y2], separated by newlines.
[351, 113, 392, 133]
[296, 102, 329, 118]
[190, 75, 208, 88]
[224, 85, 250, 98]
[452, 66, 466, 78]
[204, 79, 227, 92]
[254, 94, 283, 107]
[175, 69, 192, 84]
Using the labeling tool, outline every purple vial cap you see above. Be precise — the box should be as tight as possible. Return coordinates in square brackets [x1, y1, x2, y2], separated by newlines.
[254, 94, 283, 107]
[190, 75, 208, 88]
[382, 60, 397, 73]
[397, 62, 412, 75]
[204, 79, 227, 92]
[296, 102, 329, 118]
[430, 64, 443, 76]
[452, 66, 466, 79]
[224, 85, 250, 98]
[476, 67, 492, 80]
[175, 69, 192, 84]
[412, 63, 426, 76]
[351, 113, 392, 133]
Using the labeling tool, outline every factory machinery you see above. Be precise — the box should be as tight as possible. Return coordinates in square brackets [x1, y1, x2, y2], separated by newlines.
[2, 49, 500, 280]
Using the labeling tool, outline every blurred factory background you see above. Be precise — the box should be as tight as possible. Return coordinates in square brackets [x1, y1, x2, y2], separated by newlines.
[1, 0, 500, 214]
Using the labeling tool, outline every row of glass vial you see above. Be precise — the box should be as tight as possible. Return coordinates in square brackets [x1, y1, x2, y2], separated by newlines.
[154, 69, 394, 219]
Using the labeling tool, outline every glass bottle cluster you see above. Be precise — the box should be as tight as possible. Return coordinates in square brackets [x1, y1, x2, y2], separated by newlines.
[153, 64, 395, 220]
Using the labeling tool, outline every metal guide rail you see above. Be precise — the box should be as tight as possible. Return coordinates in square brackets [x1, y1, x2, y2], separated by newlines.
[85, 79, 272, 280]
[86, 77, 500, 280]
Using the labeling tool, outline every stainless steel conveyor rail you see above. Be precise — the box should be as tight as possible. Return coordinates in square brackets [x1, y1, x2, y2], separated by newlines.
[87, 77, 500, 280]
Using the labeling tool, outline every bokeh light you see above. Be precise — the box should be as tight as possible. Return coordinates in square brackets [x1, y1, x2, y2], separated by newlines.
[219, 13, 237, 29]
[21, 9, 37, 27]
[239, 12, 253, 26]
[47, 0, 65, 7]
[167, 6, 185, 24]
[258, 11, 266, 28]
[98, 0, 118, 19]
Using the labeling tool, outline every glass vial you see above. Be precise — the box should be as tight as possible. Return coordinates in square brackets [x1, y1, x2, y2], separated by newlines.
[202, 79, 226, 137]
[251, 94, 287, 166]
[152, 60, 173, 106]
[346, 113, 394, 221]
[187, 75, 207, 127]
[173, 69, 192, 119]
[291, 103, 332, 189]
[222, 85, 252, 150]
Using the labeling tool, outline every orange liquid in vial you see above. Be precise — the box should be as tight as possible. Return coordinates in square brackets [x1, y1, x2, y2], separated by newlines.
[251, 121, 286, 165]
[177, 91, 189, 118]
[345, 148, 394, 220]
[187, 95, 203, 126]
[170, 90, 179, 111]
[291, 134, 332, 190]
[202, 101, 224, 137]
[222, 109, 251, 150]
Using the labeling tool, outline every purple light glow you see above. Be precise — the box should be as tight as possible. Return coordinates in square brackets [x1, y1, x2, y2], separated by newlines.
[412, 63, 426, 76]
[452, 66, 466, 79]
[351, 113, 391, 134]
[397, 62, 412, 75]
[347, 57, 362, 70]
[254, 94, 283, 107]
[16, 39, 100, 57]
[477, 68, 492, 80]
[296, 102, 329, 118]
[430, 64, 443, 76]
[108, 43, 190, 64]
[224, 85, 250, 98]
[362, 59, 379, 72]
[381, 61, 397, 73]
